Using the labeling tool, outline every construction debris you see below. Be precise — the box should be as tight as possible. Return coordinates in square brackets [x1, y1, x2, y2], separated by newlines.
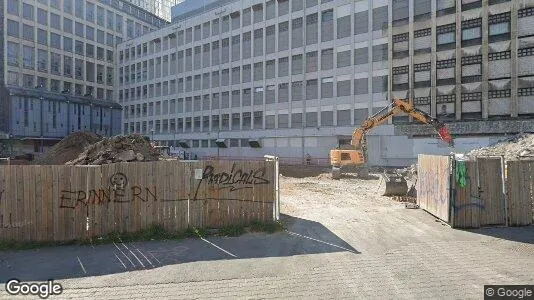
[66, 134, 162, 165]
[467, 134, 534, 161]
[35, 132, 103, 165]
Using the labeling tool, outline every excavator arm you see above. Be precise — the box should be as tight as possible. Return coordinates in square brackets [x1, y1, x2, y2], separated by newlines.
[350, 99, 454, 148]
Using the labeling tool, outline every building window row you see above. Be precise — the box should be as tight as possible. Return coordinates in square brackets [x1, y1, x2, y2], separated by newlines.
[121, 6, 390, 64]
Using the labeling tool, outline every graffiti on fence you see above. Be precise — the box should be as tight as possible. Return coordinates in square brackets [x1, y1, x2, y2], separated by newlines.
[197, 163, 270, 192]
[452, 196, 485, 212]
[0, 213, 27, 228]
[59, 172, 158, 209]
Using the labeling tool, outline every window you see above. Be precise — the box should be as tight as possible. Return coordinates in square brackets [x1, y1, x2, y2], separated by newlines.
[291, 18, 306, 48]
[354, 78, 368, 94]
[321, 77, 333, 98]
[97, 6, 105, 26]
[321, 10, 334, 42]
[51, 33, 61, 49]
[23, 46, 34, 69]
[354, 47, 368, 65]
[38, 49, 48, 71]
[321, 48, 333, 70]
[354, 11, 369, 35]
[292, 55, 303, 75]
[291, 113, 303, 128]
[51, 13, 60, 29]
[337, 50, 351, 68]
[292, 81, 303, 101]
[63, 17, 73, 33]
[278, 114, 289, 128]
[372, 44, 388, 62]
[373, 6, 388, 32]
[461, 18, 482, 43]
[63, 0, 72, 14]
[306, 112, 318, 127]
[37, 29, 48, 45]
[86, 26, 94, 41]
[489, 12, 511, 41]
[305, 15, 316, 45]
[372, 76, 388, 93]
[337, 79, 351, 96]
[75, 22, 84, 37]
[321, 111, 333, 126]
[23, 24, 34, 41]
[8, 0, 19, 15]
[253, 111, 263, 129]
[437, 24, 456, 47]
[306, 79, 318, 100]
[23, 3, 34, 21]
[37, 8, 47, 26]
[277, 57, 288, 77]
[337, 110, 351, 126]
[279, 21, 289, 51]
[7, 20, 19, 37]
[306, 51, 318, 73]
[75, 40, 84, 55]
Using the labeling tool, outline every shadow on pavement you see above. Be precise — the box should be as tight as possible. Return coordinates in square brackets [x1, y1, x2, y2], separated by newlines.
[463, 225, 534, 244]
[0, 214, 358, 283]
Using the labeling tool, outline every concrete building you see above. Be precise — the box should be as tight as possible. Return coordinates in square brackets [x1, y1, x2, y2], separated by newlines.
[118, 0, 534, 166]
[127, 0, 183, 22]
[0, 0, 167, 156]
[385, 0, 534, 165]
[118, 0, 393, 164]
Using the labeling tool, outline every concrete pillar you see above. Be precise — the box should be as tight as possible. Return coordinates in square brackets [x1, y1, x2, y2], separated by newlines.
[455, 1, 462, 121]
[510, 0, 519, 117]
[482, 0, 489, 119]
[430, 0, 437, 118]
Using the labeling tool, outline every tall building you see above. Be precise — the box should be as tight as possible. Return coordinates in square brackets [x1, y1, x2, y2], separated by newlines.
[126, 0, 183, 22]
[0, 0, 167, 156]
[385, 0, 534, 165]
[118, 0, 394, 164]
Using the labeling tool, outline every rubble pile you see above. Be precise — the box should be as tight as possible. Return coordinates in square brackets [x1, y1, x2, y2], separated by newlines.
[35, 132, 103, 165]
[66, 134, 162, 165]
[467, 134, 534, 161]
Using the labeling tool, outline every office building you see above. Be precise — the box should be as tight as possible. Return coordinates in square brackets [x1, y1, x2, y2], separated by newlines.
[119, 0, 394, 164]
[384, 0, 534, 165]
[0, 0, 167, 155]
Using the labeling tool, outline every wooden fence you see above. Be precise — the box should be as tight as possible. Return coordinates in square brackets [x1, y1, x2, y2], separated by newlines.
[0, 160, 277, 242]
[417, 155, 534, 228]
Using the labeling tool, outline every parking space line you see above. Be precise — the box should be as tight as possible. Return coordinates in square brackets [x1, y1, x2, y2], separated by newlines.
[286, 230, 359, 254]
[148, 252, 162, 265]
[130, 244, 154, 267]
[119, 241, 145, 268]
[113, 242, 136, 268]
[76, 256, 87, 274]
[201, 237, 239, 258]
[114, 253, 127, 269]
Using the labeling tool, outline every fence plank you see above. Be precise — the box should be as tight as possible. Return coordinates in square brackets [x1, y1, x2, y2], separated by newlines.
[417, 155, 451, 222]
[477, 158, 505, 226]
[508, 160, 534, 226]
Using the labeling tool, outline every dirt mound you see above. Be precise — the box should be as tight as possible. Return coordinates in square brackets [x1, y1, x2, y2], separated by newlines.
[35, 132, 103, 165]
[467, 134, 534, 161]
[66, 134, 162, 165]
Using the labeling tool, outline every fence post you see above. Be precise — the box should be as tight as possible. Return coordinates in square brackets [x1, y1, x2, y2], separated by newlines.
[500, 156, 508, 227]
[264, 155, 280, 221]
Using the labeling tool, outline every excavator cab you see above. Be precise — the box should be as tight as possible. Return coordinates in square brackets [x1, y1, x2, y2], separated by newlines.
[329, 99, 455, 194]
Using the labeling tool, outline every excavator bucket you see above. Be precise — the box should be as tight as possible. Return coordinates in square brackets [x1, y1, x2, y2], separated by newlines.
[438, 126, 454, 147]
[378, 173, 408, 196]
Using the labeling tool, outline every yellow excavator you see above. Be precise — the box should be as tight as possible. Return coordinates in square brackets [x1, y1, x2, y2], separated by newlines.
[330, 99, 454, 193]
